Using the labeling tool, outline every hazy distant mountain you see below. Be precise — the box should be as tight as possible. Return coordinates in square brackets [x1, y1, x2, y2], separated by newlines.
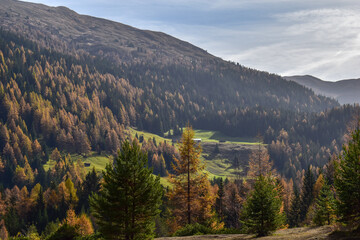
[284, 75, 360, 105]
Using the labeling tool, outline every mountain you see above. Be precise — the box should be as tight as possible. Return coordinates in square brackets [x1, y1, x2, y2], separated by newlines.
[0, 0, 355, 182]
[0, 1, 359, 239]
[0, 0, 215, 65]
[284, 75, 360, 105]
[0, 0, 339, 115]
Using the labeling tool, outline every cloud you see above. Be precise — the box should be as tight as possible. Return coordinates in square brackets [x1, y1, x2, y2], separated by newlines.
[236, 8, 360, 80]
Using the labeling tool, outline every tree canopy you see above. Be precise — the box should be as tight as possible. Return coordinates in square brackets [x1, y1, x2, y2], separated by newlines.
[90, 140, 163, 240]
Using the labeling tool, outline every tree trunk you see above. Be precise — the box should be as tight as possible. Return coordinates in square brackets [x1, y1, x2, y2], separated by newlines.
[187, 152, 191, 225]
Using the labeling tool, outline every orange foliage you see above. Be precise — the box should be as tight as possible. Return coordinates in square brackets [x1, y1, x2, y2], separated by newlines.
[168, 126, 221, 230]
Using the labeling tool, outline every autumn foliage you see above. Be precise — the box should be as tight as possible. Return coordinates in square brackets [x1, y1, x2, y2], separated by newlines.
[168, 126, 222, 231]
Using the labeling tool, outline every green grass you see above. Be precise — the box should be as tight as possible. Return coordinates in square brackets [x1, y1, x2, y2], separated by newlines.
[43, 152, 113, 173]
[128, 127, 172, 144]
[44, 128, 252, 185]
[158, 176, 172, 188]
[44, 150, 173, 187]
[133, 127, 255, 179]
[193, 129, 259, 145]
[76, 153, 113, 172]
[201, 155, 242, 179]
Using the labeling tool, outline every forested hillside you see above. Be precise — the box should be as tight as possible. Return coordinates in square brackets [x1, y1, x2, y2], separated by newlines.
[0, 1, 359, 239]
[0, 28, 357, 182]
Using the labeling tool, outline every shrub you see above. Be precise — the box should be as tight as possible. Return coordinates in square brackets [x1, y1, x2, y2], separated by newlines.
[174, 223, 212, 236]
[45, 224, 79, 240]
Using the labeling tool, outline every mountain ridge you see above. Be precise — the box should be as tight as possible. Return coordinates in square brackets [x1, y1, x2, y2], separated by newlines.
[0, 0, 217, 66]
[284, 75, 360, 104]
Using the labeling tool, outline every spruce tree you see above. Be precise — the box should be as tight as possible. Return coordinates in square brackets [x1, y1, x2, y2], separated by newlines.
[313, 181, 336, 226]
[288, 187, 301, 227]
[78, 168, 100, 212]
[241, 175, 283, 236]
[300, 167, 315, 222]
[90, 140, 163, 240]
[215, 178, 224, 221]
[335, 124, 360, 225]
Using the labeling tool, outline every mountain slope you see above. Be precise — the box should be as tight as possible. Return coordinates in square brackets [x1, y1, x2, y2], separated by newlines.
[0, 0, 339, 115]
[0, 0, 355, 182]
[285, 75, 360, 105]
[0, 0, 214, 65]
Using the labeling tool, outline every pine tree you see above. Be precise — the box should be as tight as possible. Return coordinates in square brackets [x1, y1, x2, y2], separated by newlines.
[335, 124, 360, 225]
[90, 140, 163, 240]
[313, 181, 336, 226]
[168, 125, 218, 229]
[241, 175, 283, 236]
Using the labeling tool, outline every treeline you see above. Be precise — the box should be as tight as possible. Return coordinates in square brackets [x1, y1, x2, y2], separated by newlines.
[194, 105, 357, 178]
[0, 150, 100, 239]
[0, 126, 352, 239]
[91, 126, 358, 239]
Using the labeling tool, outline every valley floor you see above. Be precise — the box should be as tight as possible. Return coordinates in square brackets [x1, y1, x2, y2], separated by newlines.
[156, 226, 358, 240]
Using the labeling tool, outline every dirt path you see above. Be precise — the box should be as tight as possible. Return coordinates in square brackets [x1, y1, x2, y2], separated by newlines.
[156, 226, 339, 240]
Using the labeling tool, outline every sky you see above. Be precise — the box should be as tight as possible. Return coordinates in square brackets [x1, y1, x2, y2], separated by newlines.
[22, 0, 360, 81]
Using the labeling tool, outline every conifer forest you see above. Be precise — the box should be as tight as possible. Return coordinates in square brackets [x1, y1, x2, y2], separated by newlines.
[0, 0, 359, 239]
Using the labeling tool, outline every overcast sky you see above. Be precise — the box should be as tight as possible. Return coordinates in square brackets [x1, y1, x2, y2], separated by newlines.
[22, 0, 360, 81]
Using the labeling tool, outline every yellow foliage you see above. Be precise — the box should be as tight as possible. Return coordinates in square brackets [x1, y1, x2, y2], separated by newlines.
[64, 209, 94, 236]
[313, 174, 324, 199]
[168, 126, 221, 230]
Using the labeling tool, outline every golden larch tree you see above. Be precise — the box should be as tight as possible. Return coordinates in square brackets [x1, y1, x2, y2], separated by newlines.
[168, 125, 218, 229]
[247, 135, 276, 187]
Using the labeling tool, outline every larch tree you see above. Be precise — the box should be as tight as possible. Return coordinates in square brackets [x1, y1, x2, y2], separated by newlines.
[168, 125, 217, 229]
[90, 140, 163, 240]
[247, 136, 275, 184]
[223, 181, 242, 229]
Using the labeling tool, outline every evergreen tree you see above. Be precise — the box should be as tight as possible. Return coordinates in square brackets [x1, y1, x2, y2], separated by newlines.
[313, 181, 336, 226]
[215, 178, 224, 221]
[288, 187, 301, 228]
[78, 168, 100, 212]
[300, 167, 315, 222]
[335, 124, 360, 225]
[90, 140, 163, 240]
[241, 175, 283, 236]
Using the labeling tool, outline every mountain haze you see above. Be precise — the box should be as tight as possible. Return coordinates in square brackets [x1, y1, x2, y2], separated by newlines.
[285, 75, 360, 105]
